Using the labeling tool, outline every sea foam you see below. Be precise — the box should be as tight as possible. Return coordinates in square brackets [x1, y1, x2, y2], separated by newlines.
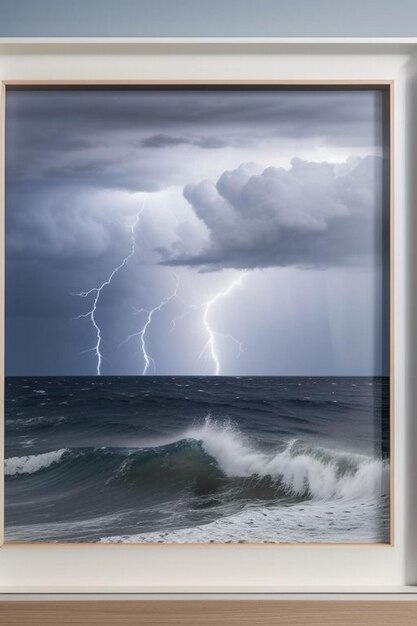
[5, 449, 69, 476]
[184, 418, 389, 501]
[100, 494, 390, 544]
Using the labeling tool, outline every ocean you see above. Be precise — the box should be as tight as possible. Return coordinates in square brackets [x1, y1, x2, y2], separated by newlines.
[4, 375, 390, 543]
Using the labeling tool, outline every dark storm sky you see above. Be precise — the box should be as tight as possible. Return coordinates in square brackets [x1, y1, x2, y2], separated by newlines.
[5, 87, 390, 376]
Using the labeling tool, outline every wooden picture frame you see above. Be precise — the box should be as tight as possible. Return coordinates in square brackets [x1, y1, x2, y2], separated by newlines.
[1, 79, 394, 548]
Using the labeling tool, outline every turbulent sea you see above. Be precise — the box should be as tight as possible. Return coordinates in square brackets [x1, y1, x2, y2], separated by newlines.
[4, 376, 390, 544]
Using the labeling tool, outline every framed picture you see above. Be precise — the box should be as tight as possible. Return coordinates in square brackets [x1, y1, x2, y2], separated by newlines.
[3, 80, 392, 546]
[2, 36, 417, 626]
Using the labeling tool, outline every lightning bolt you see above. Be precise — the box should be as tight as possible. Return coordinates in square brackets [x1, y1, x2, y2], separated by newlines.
[169, 272, 247, 375]
[120, 274, 180, 375]
[73, 199, 147, 375]
[199, 273, 246, 375]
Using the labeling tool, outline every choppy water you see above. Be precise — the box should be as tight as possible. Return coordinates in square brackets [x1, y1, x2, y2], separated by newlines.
[4, 376, 390, 543]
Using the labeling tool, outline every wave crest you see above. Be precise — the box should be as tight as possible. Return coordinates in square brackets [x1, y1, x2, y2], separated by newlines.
[4, 419, 389, 502]
[185, 419, 389, 500]
[5, 449, 69, 476]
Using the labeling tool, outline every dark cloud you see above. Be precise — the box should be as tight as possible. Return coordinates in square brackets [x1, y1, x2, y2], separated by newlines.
[142, 134, 189, 148]
[5, 88, 389, 375]
[6, 89, 204, 129]
[160, 156, 387, 271]
[6, 88, 383, 137]
[141, 133, 228, 150]
[6, 88, 385, 192]
[5, 184, 144, 262]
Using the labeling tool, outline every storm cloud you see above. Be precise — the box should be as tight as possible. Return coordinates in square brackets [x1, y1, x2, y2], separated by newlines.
[6, 88, 384, 193]
[160, 156, 386, 271]
[142, 134, 228, 149]
[5, 87, 389, 376]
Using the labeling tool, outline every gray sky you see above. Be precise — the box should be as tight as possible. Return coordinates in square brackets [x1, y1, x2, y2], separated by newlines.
[5, 87, 390, 376]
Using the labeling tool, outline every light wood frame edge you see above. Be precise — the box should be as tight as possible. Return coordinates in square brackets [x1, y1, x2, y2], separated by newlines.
[0, 79, 395, 549]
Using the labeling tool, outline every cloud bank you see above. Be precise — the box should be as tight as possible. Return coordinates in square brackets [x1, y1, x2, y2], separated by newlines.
[160, 156, 386, 271]
[6, 88, 383, 193]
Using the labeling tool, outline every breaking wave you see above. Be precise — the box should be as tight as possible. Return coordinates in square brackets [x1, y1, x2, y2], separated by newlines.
[185, 419, 389, 501]
[4, 418, 389, 502]
[5, 449, 69, 476]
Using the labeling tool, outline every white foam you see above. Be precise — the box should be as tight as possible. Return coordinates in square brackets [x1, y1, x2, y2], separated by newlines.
[100, 495, 390, 544]
[185, 418, 389, 501]
[5, 449, 69, 476]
